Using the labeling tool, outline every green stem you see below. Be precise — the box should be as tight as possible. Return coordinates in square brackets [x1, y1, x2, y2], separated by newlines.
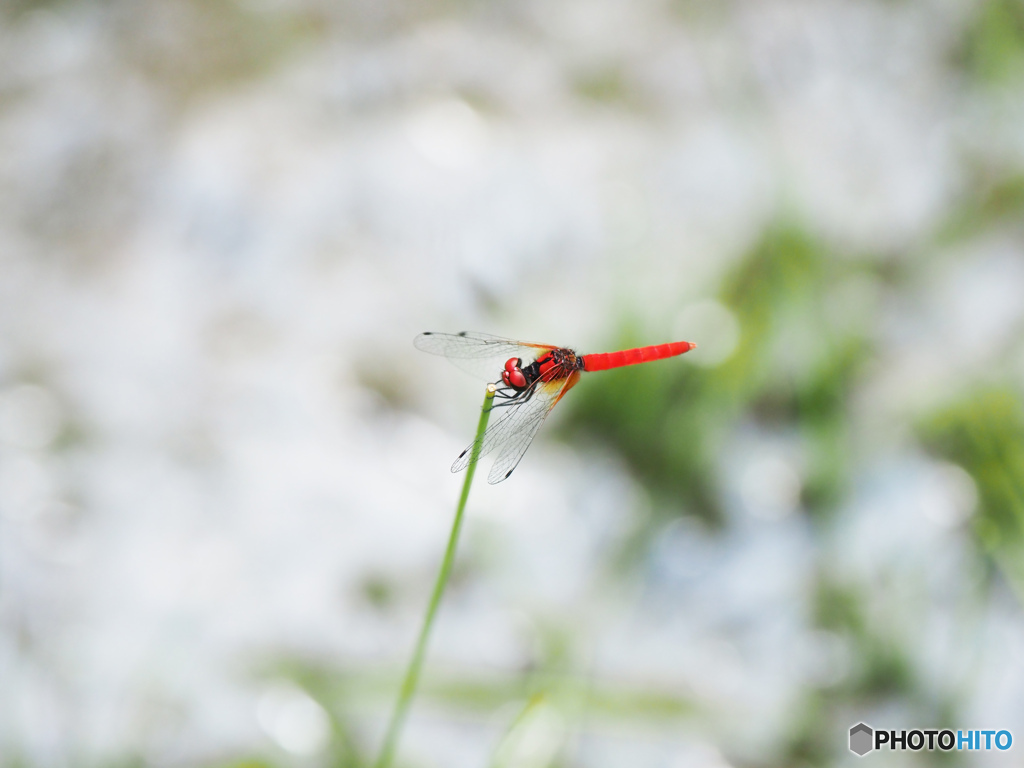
[374, 384, 496, 768]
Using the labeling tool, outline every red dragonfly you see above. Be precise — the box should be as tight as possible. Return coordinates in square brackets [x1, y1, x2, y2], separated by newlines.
[414, 332, 696, 483]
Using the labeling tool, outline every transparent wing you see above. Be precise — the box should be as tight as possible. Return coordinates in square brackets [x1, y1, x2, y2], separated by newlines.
[414, 331, 556, 382]
[453, 372, 580, 484]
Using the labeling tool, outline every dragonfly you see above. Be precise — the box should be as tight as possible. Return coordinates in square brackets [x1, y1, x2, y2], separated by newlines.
[414, 331, 696, 483]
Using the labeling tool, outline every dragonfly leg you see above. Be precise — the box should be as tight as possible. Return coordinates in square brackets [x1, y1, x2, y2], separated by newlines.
[492, 386, 522, 408]
[492, 383, 538, 408]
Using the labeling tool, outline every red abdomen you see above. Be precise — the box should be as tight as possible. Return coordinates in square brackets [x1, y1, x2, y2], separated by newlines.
[581, 341, 695, 372]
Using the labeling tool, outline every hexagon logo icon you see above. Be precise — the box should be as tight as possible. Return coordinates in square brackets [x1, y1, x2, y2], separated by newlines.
[849, 723, 874, 756]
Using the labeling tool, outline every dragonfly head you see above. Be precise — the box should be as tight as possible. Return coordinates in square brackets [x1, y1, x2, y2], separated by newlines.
[501, 357, 527, 389]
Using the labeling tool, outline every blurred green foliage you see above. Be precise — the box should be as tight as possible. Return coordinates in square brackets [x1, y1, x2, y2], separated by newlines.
[255, 654, 695, 768]
[1, 0, 330, 105]
[556, 205, 1024, 766]
[938, 171, 1024, 243]
[561, 223, 873, 531]
[784, 594, 962, 767]
[813, 580, 917, 700]
[574, 67, 631, 104]
[954, 0, 1024, 83]
[919, 388, 1024, 594]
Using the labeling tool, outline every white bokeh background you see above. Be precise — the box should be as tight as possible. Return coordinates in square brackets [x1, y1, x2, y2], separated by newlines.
[2, 1, 1024, 766]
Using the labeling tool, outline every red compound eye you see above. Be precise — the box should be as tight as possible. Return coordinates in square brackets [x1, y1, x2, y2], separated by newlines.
[501, 358, 527, 388]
